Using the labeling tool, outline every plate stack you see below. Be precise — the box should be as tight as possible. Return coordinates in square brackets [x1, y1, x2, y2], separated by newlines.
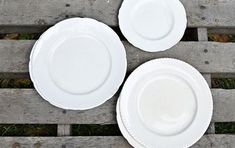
[116, 59, 213, 148]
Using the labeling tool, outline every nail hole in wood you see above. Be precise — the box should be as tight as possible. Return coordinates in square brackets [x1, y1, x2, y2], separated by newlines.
[200, 5, 206, 9]
[205, 61, 209, 64]
[65, 4, 70, 7]
[62, 144, 66, 148]
[204, 49, 208, 53]
[62, 110, 67, 114]
[201, 17, 206, 20]
[65, 15, 69, 18]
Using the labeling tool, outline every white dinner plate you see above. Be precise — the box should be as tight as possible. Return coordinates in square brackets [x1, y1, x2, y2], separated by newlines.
[118, 0, 187, 52]
[117, 99, 143, 147]
[29, 18, 127, 110]
[117, 58, 213, 148]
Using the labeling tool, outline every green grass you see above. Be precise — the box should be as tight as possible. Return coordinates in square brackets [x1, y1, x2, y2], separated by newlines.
[0, 79, 33, 88]
[229, 35, 235, 42]
[72, 125, 121, 136]
[212, 78, 235, 89]
[0, 33, 38, 40]
[18, 33, 33, 40]
[215, 123, 235, 134]
[0, 125, 57, 136]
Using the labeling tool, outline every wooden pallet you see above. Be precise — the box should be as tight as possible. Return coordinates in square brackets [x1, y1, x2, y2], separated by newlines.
[0, 0, 235, 147]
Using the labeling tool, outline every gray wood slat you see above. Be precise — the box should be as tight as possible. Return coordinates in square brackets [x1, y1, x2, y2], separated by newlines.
[197, 27, 213, 134]
[197, 28, 215, 134]
[0, 89, 117, 124]
[192, 135, 235, 148]
[1, 41, 235, 73]
[0, 89, 233, 124]
[57, 124, 71, 136]
[0, 0, 235, 27]
[197, 28, 208, 41]
[212, 89, 235, 122]
[0, 135, 234, 148]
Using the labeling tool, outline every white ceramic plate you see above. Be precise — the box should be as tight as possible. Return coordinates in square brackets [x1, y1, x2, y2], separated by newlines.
[119, 0, 187, 52]
[116, 99, 143, 147]
[117, 58, 213, 148]
[29, 18, 127, 110]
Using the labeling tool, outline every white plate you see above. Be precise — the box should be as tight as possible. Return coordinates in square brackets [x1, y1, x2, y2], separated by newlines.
[29, 18, 127, 110]
[116, 99, 143, 147]
[118, 0, 187, 52]
[117, 58, 213, 148]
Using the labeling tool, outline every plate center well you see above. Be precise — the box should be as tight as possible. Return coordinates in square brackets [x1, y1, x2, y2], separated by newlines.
[130, 0, 174, 40]
[138, 76, 196, 136]
[49, 35, 111, 94]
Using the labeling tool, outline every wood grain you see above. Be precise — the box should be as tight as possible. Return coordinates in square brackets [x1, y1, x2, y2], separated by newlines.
[0, 0, 234, 27]
[1, 41, 235, 73]
[57, 124, 71, 136]
[0, 135, 234, 148]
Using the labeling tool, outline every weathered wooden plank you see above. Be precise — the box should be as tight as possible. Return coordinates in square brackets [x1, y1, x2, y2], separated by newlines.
[183, 0, 235, 28]
[1, 41, 235, 73]
[0, 136, 130, 148]
[0, 89, 117, 124]
[57, 124, 71, 136]
[0, 41, 31, 73]
[0, 0, 234, 27]
[0, 0, 121, 27]
[192, 135, 235, 148]
[212, 89, 235, 122]
[0, 135, 234, 148]
[0, 89, 233, 124]
[199, 31, 214, 133]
